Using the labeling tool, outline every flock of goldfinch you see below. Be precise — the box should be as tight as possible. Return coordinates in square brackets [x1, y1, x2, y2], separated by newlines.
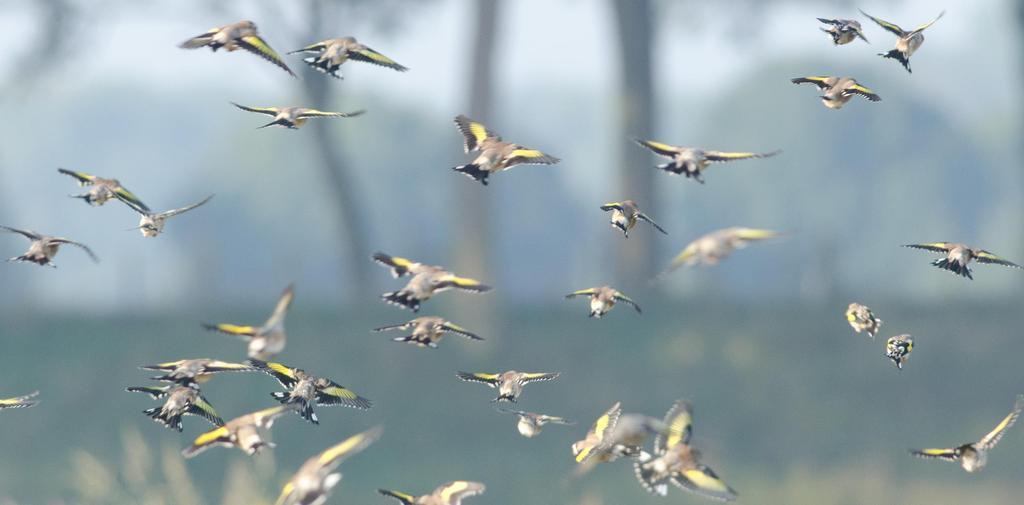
[2, 9, 1023, 505]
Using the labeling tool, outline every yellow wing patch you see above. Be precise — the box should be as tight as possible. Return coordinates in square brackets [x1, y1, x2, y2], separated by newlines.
[192, 426, 229, 447]
[238, 35, 294, 76]
[665, 411, 693, 449]
[321, 386, 358, 399]
[359, 48, 398, 65]
[274, 482, 294, 505]
[467, 122, 490, 144]
[214, 324, 257, 336]
[507, 149, 546, 159]
[682, 468, 731, 493]
[637, 139, 681, 156]
[734, 228, 781, 240]
[266, 362, 296, 379]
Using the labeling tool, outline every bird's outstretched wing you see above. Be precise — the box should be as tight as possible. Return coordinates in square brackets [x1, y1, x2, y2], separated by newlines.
[671, 465, 738, 502]
[188, 394, 225, 426]
[348, 46, 408, 71]
[50, 238, 100, 263]
[315, 380, 372, 409]
[454, 115, 500, 152]
[232, 102, 280, 116]
[656, 400, 693, 454]
[236, 35, 295, 76]
[158, 195, 214, 219]
[791, 76, 834, 90]
[565, 288, 597, 299]
[974, 251, 1022, 269]
[520, 372, 560, 385]
[978, 395, 1024, 450]
[845, 83, 881, 102]
[435, 481, 486, 502]
[613, 292, 643, 313]
[456, 372, 500, 387]
[0, 226, 41, 241]
[909, 11, 945, 36]
[248, 359, 299, 388]
[859, 10, 905, 35]
[909, 447, 960, 462]
[504, 148, 560, 167]
[903, 243, 952, 253]
[636, 213, 668, 234]
[440, 321, 483, 340]
[296, 108, 366, 119]
[317, 426, 383, 470]
[703, 149, 780, 163]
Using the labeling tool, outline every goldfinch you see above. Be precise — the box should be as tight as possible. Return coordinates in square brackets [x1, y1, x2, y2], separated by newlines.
[178, 20, 294, 76]
[1, 226, 98, 267]
[203, 284, 294, 359]
[378, 481, 486, 505]
[860, 9, 944, 73]
[496, 407, 574, 438]
[288, 37, 407, 78]
[885, 334, 913, 370]
[372, 252, 491, 312]
[817, 18, 869, 45]
[903, 243, 1021, 280]
[373, 316, 483, 349]
[182, 405, 293, 458]
[116, 193, 213, 238]
[572, 402, 623, 466]
[452, 115, 559, 185]
[564, 286, 641, 318]
[846, 303, 882, 338]
[231, 103, 364, 129]
[911, 395, 1023, 472]
[274, 427, 382, 505]
[791, 76, 881, 109]
[126, 384, 223, 432]
[634, 139, 779, 184]
[57, 168, 149, 210]
[455, 370, 559, 403]
[249, 359, 371, 425]
[600, 200, 667, 238]
[139, 358, 255, 385]
[661, 227, 782, 273]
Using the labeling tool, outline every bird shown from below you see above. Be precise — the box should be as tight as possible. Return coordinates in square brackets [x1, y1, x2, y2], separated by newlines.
[885, 334, 913, 370]
[373, 316, 483, 349]
[0, 391, 39, 410]
[632, 400, 736, 501]
[455, 370, 560, 403]
[572, 402, 623, 465]
[249, 359, 371, 425]
[182, 404, 293, 458]
[378, 481, 486, 505]
[1, 226, 98, 267]
[903, 243, 1020, 280]
[203, 284, 295, 359]
[117, 193, 213, 237]
[846, 303, 883, 338]
[372, 252, 491, 312]
[660, 227, 782, 273]
[288, 37, 407, 78]
[600, 200, 667, 238]
[57, 168, 150, 210]
[452, 114, 560, 185]
[126, 384, 224, 432]
[791, 76, 881, 109]
[496, 407, 574, 438]
[911, 395, 1024, 473]
[860, 9, 945, 73]
[274, 427, 382, 505]
[817, 18, 869, 45]
[231, 103, 365, 129]
[634, 139, 780, 184]
[564, 286, 642, 318]
[178, 20, 294, 76]
[140, 358, 255, 385]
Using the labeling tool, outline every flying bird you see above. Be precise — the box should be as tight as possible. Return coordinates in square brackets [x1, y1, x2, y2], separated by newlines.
[564, 286, 641, 318]
[274, 427, 382, 505]
[373, 316, 483, 349]
[1, 226, 98, 267]
[57, 168, 150, 210]
[231, 103, 365, 129]
[903, 243, 1020, 280]
[182, 405, 293, 458]
[572, 402, 623, 466]
[249, 359, 371, 425]
[634, 139, 779, 184]
[178, 20, 294, 76]
[791, 76, 881, 109]
[455, 370, 559, 403]
[117, 193, 213, 237]
[860, 9, 945, 73]
[378, 481, 486, 505]
[600, 200, 666, 238]
[140, 358, 255, 385]
[452, 114, 560, 185]
[288, 37, 407, 78]
[660, 227, 782, 273]
[0, 391, 39, 410]
[911, 395, 1023, 473]
[846, 303, 882, 338]
[885, 334, 913, 370]
[126, 384, 223, 432]
[496, 407, 574, 438]
[633, 400, 738, 501]
[372, 252, 491, 312]
[203, 284, 294, 359]
[817, 18, 869, 45]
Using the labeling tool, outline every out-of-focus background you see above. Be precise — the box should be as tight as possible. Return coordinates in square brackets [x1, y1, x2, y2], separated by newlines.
[0, 0, 1022, 503]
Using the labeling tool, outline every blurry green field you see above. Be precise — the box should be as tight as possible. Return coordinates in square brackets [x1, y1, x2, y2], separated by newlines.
[1, 299, 1021, 504]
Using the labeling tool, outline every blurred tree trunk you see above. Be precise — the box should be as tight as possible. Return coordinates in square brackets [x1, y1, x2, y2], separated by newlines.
[299, 0, 370, 296]
[453, 0, 499, 337]
[612, 0, 656, 289]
